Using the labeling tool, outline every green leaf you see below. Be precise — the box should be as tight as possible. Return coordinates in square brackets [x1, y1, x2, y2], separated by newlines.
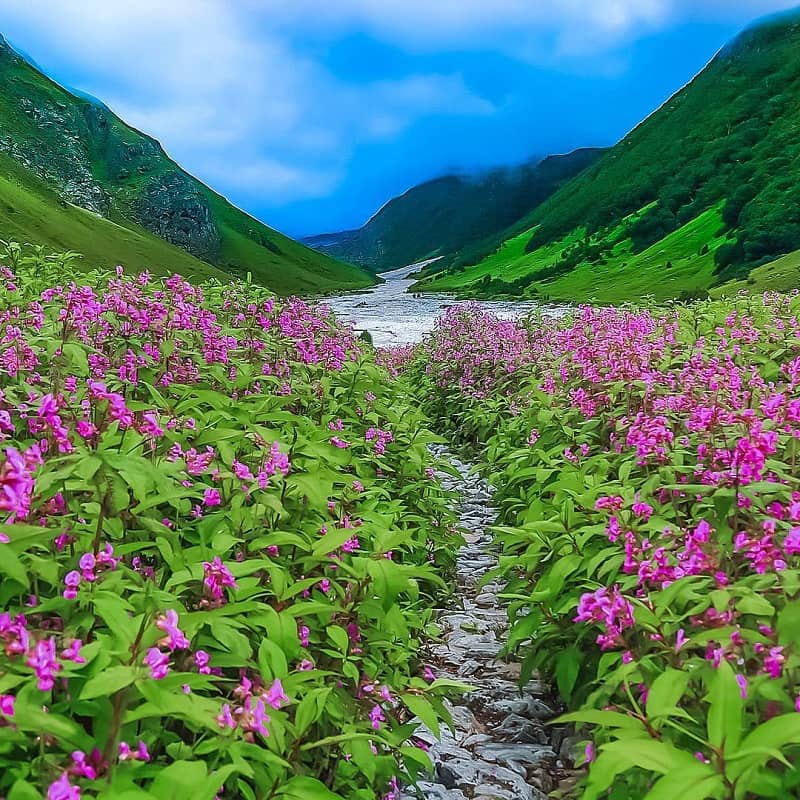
[403, 694, 440, 737]
[555, 646, 581, 700]
[80, 665, 138, 700]
[707, 660, 743, 752]
[556, 709, 648, 731]
[150, 761, 207, 800]
[601, 739, 699, 775]
[646, 669, 690, 719]
[327, 625, 349, 653]
[642, 767, 723, 800]
[294, 687, 332, 736]
[8, 780, 43, 800]
[278, 776, 343, 800]
[0, 543, 29, 588]
[728, 714, 800, 780]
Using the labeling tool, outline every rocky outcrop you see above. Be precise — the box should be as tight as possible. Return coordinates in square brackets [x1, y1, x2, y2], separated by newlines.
[0, 39, 220, 256]
[134, 174, 220, 260]
[0, 95, 110, 215]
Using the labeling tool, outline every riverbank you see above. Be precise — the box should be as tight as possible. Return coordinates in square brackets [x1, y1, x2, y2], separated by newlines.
[324, 261, 561, 347]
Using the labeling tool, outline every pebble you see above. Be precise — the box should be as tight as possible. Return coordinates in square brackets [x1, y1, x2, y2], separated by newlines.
[400, 445, 564, 800]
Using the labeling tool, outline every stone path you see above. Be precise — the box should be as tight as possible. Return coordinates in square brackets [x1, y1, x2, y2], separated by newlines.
[402, 447, 572, 800]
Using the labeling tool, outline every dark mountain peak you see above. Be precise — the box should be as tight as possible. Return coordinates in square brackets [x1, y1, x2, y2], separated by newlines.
[304, 146, 604, 272]
[721, 6, 800, 59]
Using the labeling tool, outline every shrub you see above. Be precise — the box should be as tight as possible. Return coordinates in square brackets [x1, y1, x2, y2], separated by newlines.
[408, 297, 800, 798]
[0, 259, 461, 799]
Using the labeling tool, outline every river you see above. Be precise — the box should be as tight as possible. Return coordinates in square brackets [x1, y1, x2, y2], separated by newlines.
[324, 261, 564, 347]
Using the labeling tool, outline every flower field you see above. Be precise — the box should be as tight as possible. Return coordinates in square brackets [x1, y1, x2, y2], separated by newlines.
[0, 260, 462, 799]
[409, 298, 800, 799]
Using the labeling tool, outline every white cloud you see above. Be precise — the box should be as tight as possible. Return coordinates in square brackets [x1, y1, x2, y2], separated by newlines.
[0, 0, 496, 209]
[0, 0, 795, 216]
[263, 0, 670, 51]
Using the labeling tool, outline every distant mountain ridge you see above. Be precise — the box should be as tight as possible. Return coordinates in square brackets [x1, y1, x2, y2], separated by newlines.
[304, 148, 604, 272]
[0, 34, 373, 293]
[413, 8, 800, 301]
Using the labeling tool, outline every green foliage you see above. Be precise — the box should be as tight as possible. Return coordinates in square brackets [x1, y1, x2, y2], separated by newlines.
[0, 257, 461, 798]
[409, 294, 800, 798]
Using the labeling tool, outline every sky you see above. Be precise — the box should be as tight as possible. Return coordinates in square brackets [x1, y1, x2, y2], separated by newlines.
[0, 1, 797, 237]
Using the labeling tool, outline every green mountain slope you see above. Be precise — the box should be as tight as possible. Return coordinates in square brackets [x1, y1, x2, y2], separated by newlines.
[0, 34, 373, 293]
[304, 148, 603, 272]
[418, 9, 800, 300]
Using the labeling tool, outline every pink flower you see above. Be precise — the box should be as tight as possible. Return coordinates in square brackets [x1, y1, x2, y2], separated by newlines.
[232, 461, 254, 481]
[595, 496, 624, 512]
[195, 650, 212, 674]
[156, 610, 190, 651]
[48, 773, 80, 800]
[202, 557, 238, 602]
[61, 640, 85, 664]
[575, 586, 635, 650]
[63, 570, 81, 600]
[0, 446, 38, 521]
[216, 703, 236, 729]
[78, 553, 96, 581]
[248, 698, 270, 737]
[369, 704, 385, 730]
[0, 694, 15, 716]
[264, 678, 289, 710]
[119, 740, 150, 762]
[203, 488, 221, 507]
[27, 637, 60, 690]
[764, 646, 785, 679]
[144, 647, 170, 680]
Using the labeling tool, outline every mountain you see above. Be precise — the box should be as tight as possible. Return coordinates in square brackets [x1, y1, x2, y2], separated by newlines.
[303, 148, 604, 273]
[415, 9, 800, 301]
[0, 34, 373, 294]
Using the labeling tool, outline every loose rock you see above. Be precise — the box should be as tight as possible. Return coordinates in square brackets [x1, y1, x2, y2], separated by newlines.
[401, 445, 563, 800]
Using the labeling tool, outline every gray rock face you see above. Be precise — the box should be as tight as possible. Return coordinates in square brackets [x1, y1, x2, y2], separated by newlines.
[134, 174, 221, 260]
[401, 446, 564, 800]
[0, 42, 222, 260]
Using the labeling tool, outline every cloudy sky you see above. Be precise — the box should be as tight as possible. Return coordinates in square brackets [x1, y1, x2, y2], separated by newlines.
[0, 1, 796, 236]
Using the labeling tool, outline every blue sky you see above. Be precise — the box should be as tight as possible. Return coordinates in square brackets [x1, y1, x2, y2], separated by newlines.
[0, 1, 797, 237]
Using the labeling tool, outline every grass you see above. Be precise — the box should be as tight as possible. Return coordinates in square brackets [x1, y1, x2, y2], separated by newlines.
[420, 204, 730, 302]
[0, 155, 227, 281]
[538, 205, 727, 303]
[714, 248, 800, 296]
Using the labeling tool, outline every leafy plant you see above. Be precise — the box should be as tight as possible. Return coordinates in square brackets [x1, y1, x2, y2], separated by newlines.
[0, 254, 461, 799]
[408, 295, 800, 798]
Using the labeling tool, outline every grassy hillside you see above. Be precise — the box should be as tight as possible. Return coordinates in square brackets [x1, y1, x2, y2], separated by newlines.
[0, 34, 373, 293]
[421, 205, 728, 302]
[304, 149, 603, 272]
[0, 154, 229, 280]
[714, 247, 800, 296]
[418, 9, 800, 300]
